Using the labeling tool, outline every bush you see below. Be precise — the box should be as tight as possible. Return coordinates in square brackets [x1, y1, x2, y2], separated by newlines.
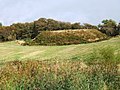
[32, 29, 107, 45]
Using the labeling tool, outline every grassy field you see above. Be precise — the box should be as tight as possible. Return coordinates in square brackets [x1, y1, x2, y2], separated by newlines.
[0, 36, 120, 63]
[0, 36, 120, 90]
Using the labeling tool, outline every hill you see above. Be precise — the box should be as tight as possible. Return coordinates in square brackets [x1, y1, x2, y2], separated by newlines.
[32, 29, 107, 45]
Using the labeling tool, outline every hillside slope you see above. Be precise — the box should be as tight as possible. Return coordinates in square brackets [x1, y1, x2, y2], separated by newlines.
[33, 29, 107, 45]
[0, 36, 120, 63]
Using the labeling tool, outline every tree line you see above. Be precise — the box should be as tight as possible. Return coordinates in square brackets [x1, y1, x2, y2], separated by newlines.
[0, 18, 120, 42]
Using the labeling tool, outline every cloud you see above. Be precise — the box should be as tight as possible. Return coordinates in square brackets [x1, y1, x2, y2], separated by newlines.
[0, 0, 120, 25]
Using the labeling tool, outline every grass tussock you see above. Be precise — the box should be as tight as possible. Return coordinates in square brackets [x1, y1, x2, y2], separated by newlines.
[85, 46, 120, 64]
[0, 60, 120, 90]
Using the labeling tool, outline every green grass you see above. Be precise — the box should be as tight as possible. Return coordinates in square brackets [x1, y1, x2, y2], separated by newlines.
[0, 36, 120, 63]
[0, 60, 119, 90]
[0, 36, 120, 90]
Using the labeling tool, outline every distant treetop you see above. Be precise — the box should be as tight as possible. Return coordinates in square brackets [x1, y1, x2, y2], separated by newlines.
[0, 22, 2, 26]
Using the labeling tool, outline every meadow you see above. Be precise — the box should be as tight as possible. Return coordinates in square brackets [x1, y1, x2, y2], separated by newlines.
[0, 36, 119, 63]
[0, 36, 120, 90]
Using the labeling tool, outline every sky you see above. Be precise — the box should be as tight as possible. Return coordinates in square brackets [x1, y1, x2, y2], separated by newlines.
[0, 0, 120, 26]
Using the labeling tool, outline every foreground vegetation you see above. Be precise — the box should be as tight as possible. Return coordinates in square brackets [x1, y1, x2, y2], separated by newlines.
[0, 35, 120, 90]
[0, 49, 120, 90]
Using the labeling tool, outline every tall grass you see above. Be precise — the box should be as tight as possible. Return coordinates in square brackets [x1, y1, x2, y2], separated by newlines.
[0, 46, 120, 90]
[84, 46, 120, 64]
[0, 60, 120, 90]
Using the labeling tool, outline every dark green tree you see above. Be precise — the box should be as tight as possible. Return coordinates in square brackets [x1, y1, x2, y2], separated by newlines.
[0, 22, 2, 27]
[83, 23, 98, 29]
[72, 23, 81, 29]
[118, 22, 120, 34]
[98, 19, 118, 36]
[11, 22, 38, 40]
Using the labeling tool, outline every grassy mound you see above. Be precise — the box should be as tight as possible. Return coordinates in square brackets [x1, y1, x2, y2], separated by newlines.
[31, 29, 108, 45]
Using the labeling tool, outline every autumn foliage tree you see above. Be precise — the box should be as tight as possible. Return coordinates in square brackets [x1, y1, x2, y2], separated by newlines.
[11, 22, 38, 40]
[0, 26, 15, 41]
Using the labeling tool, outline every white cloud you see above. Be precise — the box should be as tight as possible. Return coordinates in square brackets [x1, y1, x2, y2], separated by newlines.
[0, 0, 120, 25]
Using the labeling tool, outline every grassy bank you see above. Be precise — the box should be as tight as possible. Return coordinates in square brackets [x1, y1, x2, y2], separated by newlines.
[32, 29, 107, 45]
[0, 36, 120, 63]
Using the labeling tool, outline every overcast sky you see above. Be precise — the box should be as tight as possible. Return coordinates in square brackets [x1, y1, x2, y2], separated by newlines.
[0, 0, 120, 25]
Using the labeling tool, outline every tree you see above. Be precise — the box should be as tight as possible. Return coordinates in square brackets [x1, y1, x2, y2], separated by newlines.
[0, 22, 2, 27]
[98, 19, 118, 36]
[83, 23, 98, 29]
[34, 18, 48, 31]
[72, 23, 81, 29]
[11, 22, 38, 40]
[0, 26, 15, 41]
[47, 19, 61, 30]
[117, 22, 120, 34]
